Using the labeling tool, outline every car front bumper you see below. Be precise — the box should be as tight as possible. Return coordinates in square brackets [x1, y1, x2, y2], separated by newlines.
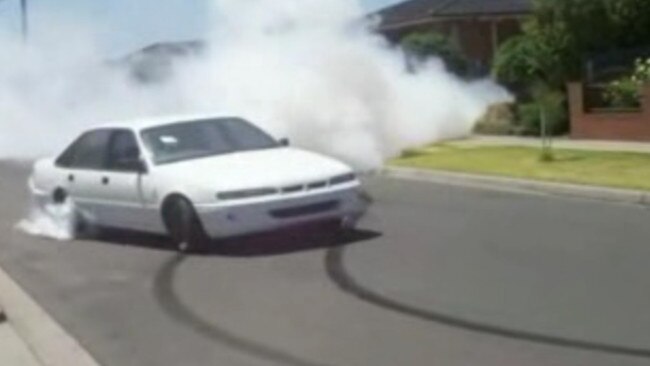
[193, 187, 369, 239]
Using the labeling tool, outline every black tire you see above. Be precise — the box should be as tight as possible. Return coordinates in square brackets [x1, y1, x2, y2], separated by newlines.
[163, 197, 209, 253]
[73, 211, 104, 240]
[72, 209, 89, 238]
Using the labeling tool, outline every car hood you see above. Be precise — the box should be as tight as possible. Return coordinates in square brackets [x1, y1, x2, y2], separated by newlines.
[153, 147, 353, 191]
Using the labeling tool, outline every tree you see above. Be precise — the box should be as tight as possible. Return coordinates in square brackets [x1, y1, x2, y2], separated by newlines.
[496, 0, 650, 87]
[493, 23, 570, 90]
[493, 21, 571, 138]
[493, 0, 650, 137]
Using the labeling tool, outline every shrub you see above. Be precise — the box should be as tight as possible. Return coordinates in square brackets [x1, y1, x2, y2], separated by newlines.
[400, 148, 427, 158]
[515, 90, 567, 136]
[603, 57, 650, 108]
[474, 103, 515, 135]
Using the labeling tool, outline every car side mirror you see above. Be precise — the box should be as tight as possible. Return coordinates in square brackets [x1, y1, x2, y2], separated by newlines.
[279, 138, 290, 146]
[133, 159, 148, 174]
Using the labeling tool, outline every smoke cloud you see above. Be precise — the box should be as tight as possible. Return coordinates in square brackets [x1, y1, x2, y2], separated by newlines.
[0, 0, 511, 169]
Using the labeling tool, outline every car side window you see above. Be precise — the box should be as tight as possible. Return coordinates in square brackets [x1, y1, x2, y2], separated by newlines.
[106, 130, 142, 172]
[56, 130, 112, 170]
[55, 137, 82, 168]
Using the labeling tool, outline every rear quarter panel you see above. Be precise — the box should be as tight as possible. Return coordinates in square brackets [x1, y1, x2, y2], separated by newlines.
[30, 158, 65, 198]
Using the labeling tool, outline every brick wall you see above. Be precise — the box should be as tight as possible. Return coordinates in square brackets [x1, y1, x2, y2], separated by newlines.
[568, 82, 650, 141]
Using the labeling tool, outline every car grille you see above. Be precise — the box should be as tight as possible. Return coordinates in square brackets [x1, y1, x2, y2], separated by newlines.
[307, 180, 328, 190]
[279, 174, 355, 195]
[329, 173, 356, 185]
[217, 187, 278, 200]
[270, 200, 340, 219]
[281, 185, 305, 194]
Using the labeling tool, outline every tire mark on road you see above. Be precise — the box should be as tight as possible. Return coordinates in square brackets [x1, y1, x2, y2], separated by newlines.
[324, 245, 650, 359]
[153, 254, 333, 366]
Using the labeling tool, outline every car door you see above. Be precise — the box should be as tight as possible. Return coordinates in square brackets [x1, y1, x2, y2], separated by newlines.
[96, 129, 150, 230]
[60, 129, 112, 221]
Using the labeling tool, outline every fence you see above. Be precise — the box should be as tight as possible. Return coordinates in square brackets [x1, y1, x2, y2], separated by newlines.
[568, 82, 650, 141]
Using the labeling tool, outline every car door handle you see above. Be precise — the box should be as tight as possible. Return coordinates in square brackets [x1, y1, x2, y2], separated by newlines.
[102, 176, 110, 185]
[68, 174, 74, 182]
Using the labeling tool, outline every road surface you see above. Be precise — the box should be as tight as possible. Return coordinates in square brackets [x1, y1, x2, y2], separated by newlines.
[1, 160, 649, 366]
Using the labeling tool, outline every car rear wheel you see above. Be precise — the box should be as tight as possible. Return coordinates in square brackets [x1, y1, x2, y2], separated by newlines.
[163, 197, 209, 253]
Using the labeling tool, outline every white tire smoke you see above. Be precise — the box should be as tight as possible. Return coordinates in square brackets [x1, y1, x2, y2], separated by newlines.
[0, 0, 510, 168]
[7, 0, 511, 241]
[16, 195, 76, 241]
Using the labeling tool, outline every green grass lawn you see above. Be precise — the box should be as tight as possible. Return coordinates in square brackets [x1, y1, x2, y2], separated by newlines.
[391, 144, 650, 191]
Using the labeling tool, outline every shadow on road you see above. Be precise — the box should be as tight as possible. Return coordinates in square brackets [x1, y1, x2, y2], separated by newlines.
[93, 223, 380, 257]
[152, 228, 379, 366]
[88, 228, 174, 251]
[214, 226, 380, 257]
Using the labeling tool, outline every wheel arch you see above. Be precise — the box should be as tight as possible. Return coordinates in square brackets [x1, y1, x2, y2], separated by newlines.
[160, 193, 194, 227]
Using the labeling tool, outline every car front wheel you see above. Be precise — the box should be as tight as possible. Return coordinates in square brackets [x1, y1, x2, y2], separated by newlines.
[163, 197, 209, 253]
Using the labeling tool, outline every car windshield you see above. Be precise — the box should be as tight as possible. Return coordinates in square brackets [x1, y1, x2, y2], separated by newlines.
[141, 118, 280, 165]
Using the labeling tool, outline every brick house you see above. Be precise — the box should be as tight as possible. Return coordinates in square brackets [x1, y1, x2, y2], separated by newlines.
[374, 0, 532, 74]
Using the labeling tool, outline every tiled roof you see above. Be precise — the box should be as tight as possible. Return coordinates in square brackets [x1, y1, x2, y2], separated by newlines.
[434, 0, 532, 16]
[375, 0, 532, 29]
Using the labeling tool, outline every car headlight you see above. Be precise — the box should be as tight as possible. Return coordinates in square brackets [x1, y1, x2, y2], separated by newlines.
[216, 187, 278, 200]
[330, 173, 357, 185]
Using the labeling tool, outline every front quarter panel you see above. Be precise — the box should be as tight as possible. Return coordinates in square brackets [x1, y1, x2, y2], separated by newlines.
[151, 170, 217, 208]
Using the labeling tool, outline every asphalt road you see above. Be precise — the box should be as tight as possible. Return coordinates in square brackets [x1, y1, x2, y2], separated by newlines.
[1, 160, 650, 366]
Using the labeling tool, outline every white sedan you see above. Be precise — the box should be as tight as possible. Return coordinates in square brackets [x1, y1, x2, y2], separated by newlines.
[29, 115, 369, 252]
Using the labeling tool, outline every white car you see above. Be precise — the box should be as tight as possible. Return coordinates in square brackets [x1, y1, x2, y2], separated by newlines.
[29, 115, 369, 252]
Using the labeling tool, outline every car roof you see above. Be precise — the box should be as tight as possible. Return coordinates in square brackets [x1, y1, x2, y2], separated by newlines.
[92, 113, 239, 132]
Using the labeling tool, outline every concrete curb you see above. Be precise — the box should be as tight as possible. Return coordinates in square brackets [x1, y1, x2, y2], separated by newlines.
[383, 167, 650, 207]
[0, 265, 101, 366]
